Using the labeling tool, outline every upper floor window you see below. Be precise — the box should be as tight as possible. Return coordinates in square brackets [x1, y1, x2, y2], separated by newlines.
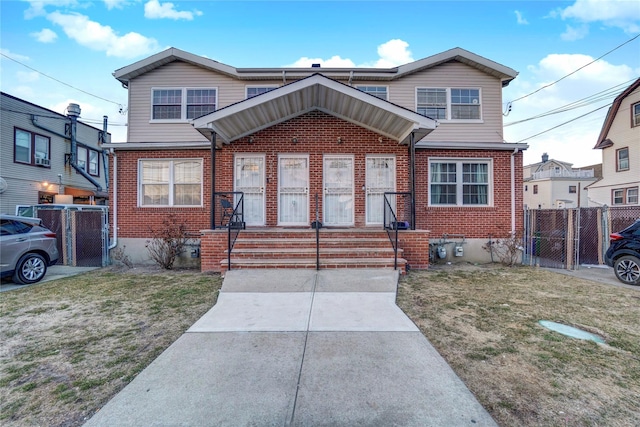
[76, 146, 100, 176]
[139, 159, 203, 207]
[356, 86, 388, 100]
[151, 88, 216, 121]
[246, 86, 277, 99]
[616, 147, 629, 171]
[613, 187, 638, 205]
[569, 185, 577, 193]
[533, 185, 538, 194]
[429, 159, 491, 206]
[417, 88, 481, 121]
[632, 102, 640, 127]
[14, 128, 50, 167]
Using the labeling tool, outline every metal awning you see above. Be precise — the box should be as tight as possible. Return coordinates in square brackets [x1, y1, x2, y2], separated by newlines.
[191, 74, 437, 144]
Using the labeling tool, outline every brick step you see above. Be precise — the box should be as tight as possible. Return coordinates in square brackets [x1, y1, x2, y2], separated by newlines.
[227, 247, 402, 259]
[221, 257, 407, 272]
[233, 238, 393, 249]
[236, 230, 390, 240]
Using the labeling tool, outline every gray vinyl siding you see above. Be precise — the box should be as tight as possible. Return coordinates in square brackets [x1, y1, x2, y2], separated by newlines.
[126, 60, 506, 144]
[0, 93, 109, 214]
[387, 62, 505, 143]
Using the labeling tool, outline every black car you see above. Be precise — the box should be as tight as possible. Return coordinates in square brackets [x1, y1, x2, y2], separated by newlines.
[605, 219, 640, 286]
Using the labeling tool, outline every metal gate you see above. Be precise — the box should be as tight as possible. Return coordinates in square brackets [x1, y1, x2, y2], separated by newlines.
[523, 206, 640, 269]
[33, 205, 109, 267]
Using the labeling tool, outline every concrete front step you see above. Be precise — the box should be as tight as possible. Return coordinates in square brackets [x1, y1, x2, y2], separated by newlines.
[221, 257, 407, 272]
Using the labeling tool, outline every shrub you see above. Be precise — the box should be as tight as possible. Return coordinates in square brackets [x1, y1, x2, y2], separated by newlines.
[483, 232, 524, 267]
[146, 216, 188, 270]
[110, 245, 133, 268]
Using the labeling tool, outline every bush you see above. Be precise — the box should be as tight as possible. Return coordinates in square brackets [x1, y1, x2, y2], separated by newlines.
[483, 232, 524, 267]
[111, 245, 133, 268]
[146, 216, 188, 270]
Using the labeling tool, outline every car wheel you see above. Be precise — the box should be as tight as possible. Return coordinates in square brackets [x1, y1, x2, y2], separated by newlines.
[613, 255, 640, 286]
[13, 253, 47, 285]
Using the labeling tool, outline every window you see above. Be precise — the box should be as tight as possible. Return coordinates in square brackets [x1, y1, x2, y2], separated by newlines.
[569, 185, 577, 194]
[429, 159, 491, 206]
[76, 146, 100, 176]
[612, 187, 638, 205]
[356, 86, 388, 100]
[533, 185, 538, 194]
[417, 88, 481, 120]
[246, 86, 277, 99]
[14, 128, 50, 167]
[151, 88, 216, 121]
[616, 147, 629, 171]
[633, 102, 640, 127]
[139, 159, 202, 206]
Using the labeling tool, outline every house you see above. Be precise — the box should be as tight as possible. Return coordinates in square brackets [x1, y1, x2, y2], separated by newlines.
[587, 78, 640, 207]
[523, 153, 599, 209]
[103, 47, 527, 272]
[0, 93, 110, 215]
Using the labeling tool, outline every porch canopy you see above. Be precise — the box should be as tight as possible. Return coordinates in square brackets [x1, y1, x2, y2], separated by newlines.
[191, 74, 437, 144]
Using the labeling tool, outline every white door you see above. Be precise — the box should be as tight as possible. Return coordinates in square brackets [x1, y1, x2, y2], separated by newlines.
[234, 155, 265, 226]
[278, 155, 309, 225]
[323, 155, 354, 226]
[366, 156, 396, 224]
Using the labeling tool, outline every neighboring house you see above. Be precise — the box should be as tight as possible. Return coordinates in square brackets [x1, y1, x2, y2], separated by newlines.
[0, 93, 110, 215]
[523, 153, 599, 209]
[103, 47, 527, 272]
[588, 78, 640, 207]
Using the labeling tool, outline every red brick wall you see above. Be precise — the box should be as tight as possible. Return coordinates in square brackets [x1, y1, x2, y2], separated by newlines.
[414, 149, 524, 239]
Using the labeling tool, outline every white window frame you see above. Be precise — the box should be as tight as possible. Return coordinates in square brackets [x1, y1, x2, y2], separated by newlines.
[356, 85, 389, 101]
[428, 158, 493, 206]
[138, 159, 203, 207]
[416, 87, 483, 122]
[632, 102, 640, 127]
[616, 147, 629, 171]
[150, 87, 217, 122]
[613, 187, 639, 205]
[246, 85, 278, 99]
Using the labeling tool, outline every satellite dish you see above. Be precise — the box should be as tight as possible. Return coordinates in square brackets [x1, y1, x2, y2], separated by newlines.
[0, 177, 7, 194]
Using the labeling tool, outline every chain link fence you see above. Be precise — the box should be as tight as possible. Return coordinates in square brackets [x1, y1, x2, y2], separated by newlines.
[523, 206, 640, 269]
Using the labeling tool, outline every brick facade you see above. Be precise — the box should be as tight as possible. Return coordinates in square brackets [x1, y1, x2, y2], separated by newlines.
[110, 111, 523, 270]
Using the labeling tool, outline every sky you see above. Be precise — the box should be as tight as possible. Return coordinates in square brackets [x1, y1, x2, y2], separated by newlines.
[1, 0, 639, 168]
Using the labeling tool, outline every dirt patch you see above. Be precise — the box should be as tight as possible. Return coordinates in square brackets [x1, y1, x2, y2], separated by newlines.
[0, 266, 222, 427]
[397, 263, 640, 426]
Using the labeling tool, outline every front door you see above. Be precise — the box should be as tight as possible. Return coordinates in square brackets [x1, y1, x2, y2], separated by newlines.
[366, 156, 396, 224]
[278, 155, 309, 225]
[234, 155, 265, 226]
[323, 155, 354, 226]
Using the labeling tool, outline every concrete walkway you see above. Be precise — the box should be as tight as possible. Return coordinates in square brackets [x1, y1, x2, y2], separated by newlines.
[84, 269, 496, 426]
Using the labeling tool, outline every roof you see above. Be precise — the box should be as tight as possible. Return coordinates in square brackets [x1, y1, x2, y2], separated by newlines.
[113, 47, 518, 87]
[191, 74, 438, 144]
[594, 78, 640, 149]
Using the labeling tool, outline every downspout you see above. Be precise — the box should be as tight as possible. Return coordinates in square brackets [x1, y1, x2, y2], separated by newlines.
[108, 149, 118, 249]
[210, 132, 217, 229]
[410, 132, 416, 229]
[511, 147, 519, 235]
[100, 116, 109, 190]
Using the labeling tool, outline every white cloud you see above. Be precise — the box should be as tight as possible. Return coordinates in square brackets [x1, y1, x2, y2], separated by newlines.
[103, 0, 129, 10]
[46, 11, 160, 58]
[285, 55, 355, 68]
[560, 24, 590, 41]
[23, 0, 79, 19]
[31, 28, 58, 43]
[0, 48, 31, 62]
[556, 0, 640, 34]
[144, 0, 202, 20]
[16, 71, 40, 83]
[515, 10, 529, 25]
[285, 39, 414, 68]
[503, 53, 636, 167]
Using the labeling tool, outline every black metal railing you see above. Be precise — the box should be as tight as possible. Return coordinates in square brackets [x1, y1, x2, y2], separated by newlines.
[214, 192, 245, 270]
[383, 192, 412, 270]
[311, 193, 322, 270]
